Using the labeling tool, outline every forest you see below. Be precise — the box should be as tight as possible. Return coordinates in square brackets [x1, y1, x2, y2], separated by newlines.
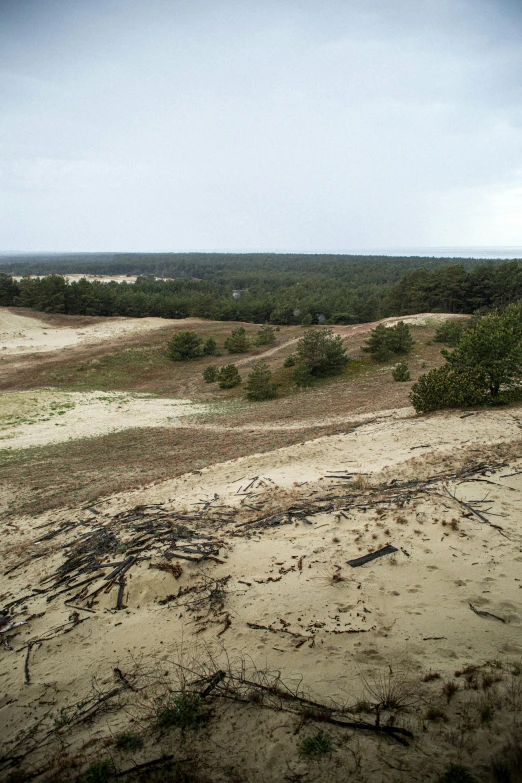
[0, 253, 521, 324]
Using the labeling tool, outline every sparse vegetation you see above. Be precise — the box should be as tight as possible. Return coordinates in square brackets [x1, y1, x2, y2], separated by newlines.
[363, 321, 414, 362]
[297, 732, 335, 760]
[114, 730, 144, 751]
[255, 324, 276, 346]
[224, 326, 250, 354]
[85, 759, 114, 783]
[202, 365, 218, 383]
[153, 691, 203, 728]
[437, 763, 474, 783]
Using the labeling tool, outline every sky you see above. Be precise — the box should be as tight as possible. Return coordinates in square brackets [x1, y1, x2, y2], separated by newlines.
[1, 0, 521, 253]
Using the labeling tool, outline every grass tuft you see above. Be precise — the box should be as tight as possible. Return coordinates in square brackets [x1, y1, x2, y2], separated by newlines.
[297, 731, 335, 760]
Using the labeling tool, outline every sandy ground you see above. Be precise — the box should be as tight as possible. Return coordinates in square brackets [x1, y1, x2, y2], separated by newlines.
[11, 274, 174, 284]
[1, 308, 521, 783]
[0, 390, 217, 450]
[0, 308, 177, 355]
[2, 408, 522, 781]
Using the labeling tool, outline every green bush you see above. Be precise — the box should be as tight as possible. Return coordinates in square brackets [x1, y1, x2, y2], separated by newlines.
[218, 364, 241, 389]
[167, 330, 202, 361]
[202, 336, 218, 355]
[363, 321, 414, 362]
[154, 691, 203, 728]
[295, 328, 348, 378]
[301, 313, 313, 327]
[254, 324, 276, 346]
[434, 319, 467, 346]
[443, 303, 522, 397]
[203, 366, 218, 383]
[409, 365, 484, 413]
[245, 360, 278, 400]
[284, 354, 297, 367]
[224, 326, 250, 353]
[392, 361, 411, 382]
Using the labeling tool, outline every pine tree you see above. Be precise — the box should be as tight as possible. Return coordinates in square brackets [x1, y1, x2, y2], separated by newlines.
[363, 324, 393, 362]
[167, 331, 202, 361]
[203, 366, 218, 383]
[217, 364, 241, 388]
[224, 326, 251, 353]
[245, 360, 278, 400]
[294, 328, 348, 377]
[255, 324, 276, 346]
[392, 361, 411, 382]
[388, 321, 414, 354]
[203, 336, 218, 355]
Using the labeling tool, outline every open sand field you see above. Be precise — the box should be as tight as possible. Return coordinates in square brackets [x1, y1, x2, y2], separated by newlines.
[1, 308, 521, 783]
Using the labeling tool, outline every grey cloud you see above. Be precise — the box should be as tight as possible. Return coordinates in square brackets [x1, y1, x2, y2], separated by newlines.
[0, 0, 521, 251]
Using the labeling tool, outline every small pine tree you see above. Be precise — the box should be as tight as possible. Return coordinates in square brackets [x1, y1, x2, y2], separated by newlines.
[434, 319, 467, 347]
[388, 321, 414, 354]
[203, 366, 218, 383]
[167, 331, 202, 361]
[202, 336, 218, 355]
[301, 313, 313, 327]
[293, 362, 313, 388]
[409, 365, 484, 413]
[224, 326, 251, 353]
[392, 361, 411, 382]
[217, 364, 241, 388]
[295, 328, 348, 377]
[363, 324, 393, 362]
[284, 354, 297, 367]
[245, 360, 278, 400]
[255, 324, 276, 346]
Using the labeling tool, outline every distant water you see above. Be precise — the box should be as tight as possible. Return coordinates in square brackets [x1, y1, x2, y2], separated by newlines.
[347, 247, 522, 259]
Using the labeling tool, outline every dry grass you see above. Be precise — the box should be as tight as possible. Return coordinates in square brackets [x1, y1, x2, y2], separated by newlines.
[0, 419, 358, 517]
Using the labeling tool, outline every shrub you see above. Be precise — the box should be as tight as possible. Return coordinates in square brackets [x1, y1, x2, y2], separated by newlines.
[115, 730, 143, 751]
[254, 324, 276, 346]
[167, 331, 202, 361]
[297, 731, 335, 760]
[203, 366, 218, 383]
[363, 321, 414, 362]
[293, 362, 314, 388]
[392, 360, 411, 381]
[409, 365, 484, 413]
[245, 360, 278, 400]
[301, 313, 313, 327]
[86, 759, 114, 783]
[154, 691, 203, 728]
[388, 320, 415, 354]
[443, 303, 522, 398]
[284, 354, 297, 367]
[434, 319, 467, 346]
[295, 328, 348, 378]
[218, 364, 241, 389]
[202, 336, 218, 355]
[224, 326, 250, 353]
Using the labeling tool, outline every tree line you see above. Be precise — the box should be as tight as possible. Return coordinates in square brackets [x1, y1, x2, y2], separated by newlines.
[0, 256, 521, 325]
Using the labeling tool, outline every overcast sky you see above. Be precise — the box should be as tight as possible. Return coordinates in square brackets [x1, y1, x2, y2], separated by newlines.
[1, 0, 521, 253]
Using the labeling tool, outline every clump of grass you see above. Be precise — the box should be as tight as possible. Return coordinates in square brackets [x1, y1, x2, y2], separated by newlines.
[86, 759, 115, 783]
[437, 763, 474, 783]
[114, 730, 143, 751]
[477, 697, 494, 724]
[297, 732, 335, 760]
[442, 681, 459, 702]
[423, 671, 441, 682]
[153, 691, 203, 728]
[426, 706, 447, 721]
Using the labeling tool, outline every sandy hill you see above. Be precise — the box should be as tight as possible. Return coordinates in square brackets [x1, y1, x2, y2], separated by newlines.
[0, 308, 521, 783]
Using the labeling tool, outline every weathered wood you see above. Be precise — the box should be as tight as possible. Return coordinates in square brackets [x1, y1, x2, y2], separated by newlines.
[347, 545, 398, 568]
